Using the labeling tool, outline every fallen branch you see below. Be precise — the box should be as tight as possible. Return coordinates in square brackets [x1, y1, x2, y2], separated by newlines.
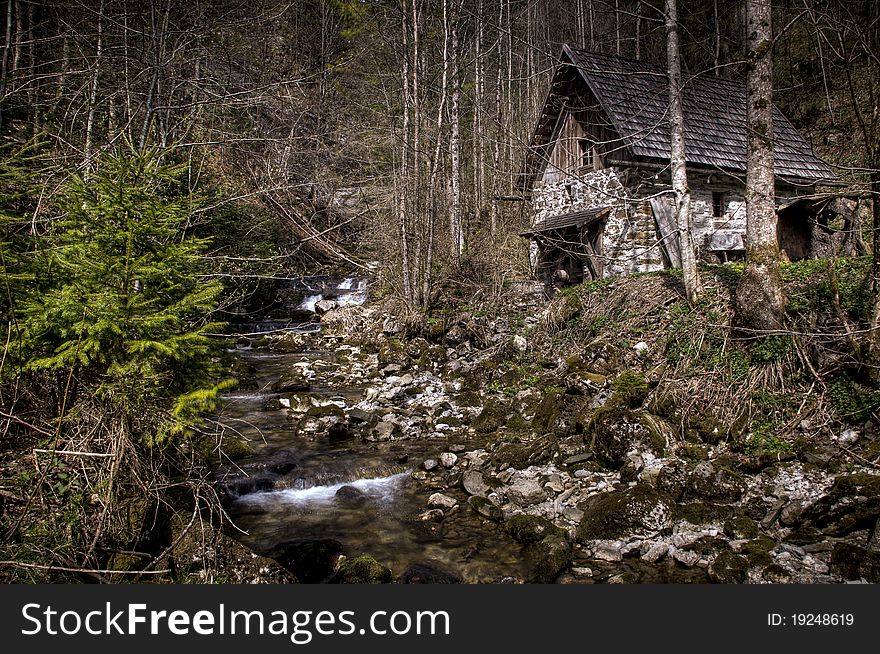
[0, 561, 170, 575]
[0, 410, 54, 437]
[32, 448, 115, 458]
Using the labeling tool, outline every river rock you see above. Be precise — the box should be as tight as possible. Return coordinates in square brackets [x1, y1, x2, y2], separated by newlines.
[655, 459, 690, 501]
[505, 514, 565, 544]
[348, 407, 377, 425]
[439, 452, 458, 468]
[524, 534, 571, 583]
[468, 495, 504, 521]
[271, 369, 310, 392]
[330, 555, 392, 584]
[585, 408, 665, 470]
[686, 462, 747, 503]
[272, 538, 344, 582]
[423, 459, 439, 472]
[418, 509, 445, 522]
[314, 299, 337, 314]
[506, 477, 547, 506]
[400, 562, 463, 584]
[335, 485, 367, 507]
[369, 421, 401, 442]
[576, 484, 674, 542]
[708, 551, 749, 583]
[462, 470, 490, 496]
[492, 434, 558, 470]
[328, 420, 354, 443]
[428, 492, 458, 511]
[592, 540, 625, 561]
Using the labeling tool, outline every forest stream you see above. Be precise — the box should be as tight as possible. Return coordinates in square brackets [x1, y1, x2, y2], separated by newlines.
[212, 276, 527, 583]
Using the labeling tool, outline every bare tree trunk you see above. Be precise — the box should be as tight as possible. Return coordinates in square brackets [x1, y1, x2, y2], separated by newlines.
[0, 0, 13, 129]
[666, 0, 702, 303]
[734, 0, 786, 331]
[423, 0, 452, 305]
[636, 2, 642, 60]
[615, 0, 621, 56]
[449, 4, 463, 262]
[84, 0, 105, 167]
[713, 0, 721, 75]
[399, 3, 413, 303]
[490, 0, 504, 235]
[870, 170, 880, 353]
[473, 0, 484, 235]
[12, 0, 19, 71]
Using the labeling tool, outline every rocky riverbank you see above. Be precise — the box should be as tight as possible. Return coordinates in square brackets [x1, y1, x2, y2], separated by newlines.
[214, 261, 880, 583]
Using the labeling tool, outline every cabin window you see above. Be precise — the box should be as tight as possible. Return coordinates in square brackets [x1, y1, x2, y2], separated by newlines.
[578, 138, 596, 171]
[712, 192, 725, 219]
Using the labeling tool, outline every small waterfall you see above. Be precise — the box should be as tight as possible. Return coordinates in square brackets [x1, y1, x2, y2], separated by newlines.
[240, 471, 410, 505]
[298, 294, 323, 312]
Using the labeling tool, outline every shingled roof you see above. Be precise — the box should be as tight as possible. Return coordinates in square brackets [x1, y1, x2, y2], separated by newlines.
[523, 46, 836, 188]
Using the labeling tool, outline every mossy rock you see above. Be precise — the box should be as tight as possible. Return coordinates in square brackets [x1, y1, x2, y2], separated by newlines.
[674, 502, 735, 525]
[531, 390, 563, 433]
[796, 473, 880, 536]
[830, 543, 880, 582]
[583, 407, 666, 470]
[505, 514, 565, 545]
[419, 345, 448, 369]
[468, 495, 504, 521]
[306, 403, 345, 419]
[492, 434, 558, 470]
[761, 564, 792, 583]
[473, 399, 508, 433]
[505, 412, 529, 432]
[655, 460, 691, 501]
[686, 412, 728, 444]
[709, 551, 749, 583]
[611, 370, 649, 408]
[271, 538, 344, 583]
[678, 443, 710, 462]
[378, 340, 411, 368]
[457, 390, 483, 407]
[219, 437, 255, 462]
[741, 536, 776, 568]
[724, 516, 760, 540]
[576, 484, 674, 542]
[331, 555, 392, 584]
[524, 534, 571, 583]
[685, 462, 747, 503]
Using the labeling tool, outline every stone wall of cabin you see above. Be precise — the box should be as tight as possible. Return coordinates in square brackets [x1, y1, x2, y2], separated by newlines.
[528, 167, 820, 277]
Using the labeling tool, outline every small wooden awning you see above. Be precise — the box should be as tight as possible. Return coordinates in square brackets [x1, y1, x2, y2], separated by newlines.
[520, 206, 610, 237]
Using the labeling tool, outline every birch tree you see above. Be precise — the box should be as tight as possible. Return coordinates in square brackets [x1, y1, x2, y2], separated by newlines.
[666, 0, 702, 303]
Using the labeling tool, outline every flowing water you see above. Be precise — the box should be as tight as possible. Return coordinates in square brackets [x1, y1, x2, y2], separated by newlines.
[214, 276, 526, 582]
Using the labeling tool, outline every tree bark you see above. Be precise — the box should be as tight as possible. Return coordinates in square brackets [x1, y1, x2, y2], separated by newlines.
[734, 0, 786, 332]
[449, 4, 463, 262]
[84, 0, 105, 167]
[666, 0, 702, 304]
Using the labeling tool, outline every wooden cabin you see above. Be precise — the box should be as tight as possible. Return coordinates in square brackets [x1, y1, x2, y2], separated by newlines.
[520, 47, 851, 288]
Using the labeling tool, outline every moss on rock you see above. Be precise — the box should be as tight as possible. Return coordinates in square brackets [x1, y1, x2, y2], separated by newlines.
[576, 484, 674, 542]
[505, 514, 565, 545]
[331, 555, 392, 584]
[709, 551, 749, 583]
[524, 534, 572, 583]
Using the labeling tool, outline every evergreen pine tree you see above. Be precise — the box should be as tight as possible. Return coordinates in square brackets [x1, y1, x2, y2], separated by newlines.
[22, 144, 224, 440]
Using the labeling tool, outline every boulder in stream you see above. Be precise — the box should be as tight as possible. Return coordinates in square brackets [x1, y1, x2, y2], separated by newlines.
[400, 562, 463, 584]
[271, 538, 344, 583]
